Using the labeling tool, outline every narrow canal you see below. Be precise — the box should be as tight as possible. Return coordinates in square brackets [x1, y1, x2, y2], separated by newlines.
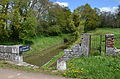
[23, 42, 65, 67]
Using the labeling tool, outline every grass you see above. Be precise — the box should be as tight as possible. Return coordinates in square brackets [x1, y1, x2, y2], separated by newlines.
[0, 41, 22, 45]
[42, 28, 120, 69]
[24, 42, 64, 66]
[90, 35, 106, 56]
[0, 34, 70, 75]
[0, 61, 41, 72]
[88, 28, 120, 35]
[64, 55, 120, 79]
[24, 34, 70, 67]
[41, 51, 64, 70]
[0, 28, 120, 78]
[24, 34, 70, 57]
[87, 28, 120, 56]
[62, 28, 120, 78]
[0, 61, 64, 76]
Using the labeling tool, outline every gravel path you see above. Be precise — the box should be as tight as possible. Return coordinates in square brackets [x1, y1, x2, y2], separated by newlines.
[0, 68, 68, 79]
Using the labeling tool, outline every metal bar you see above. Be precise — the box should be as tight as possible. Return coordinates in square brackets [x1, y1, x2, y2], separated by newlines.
[114, 38, 120, 40]
[105, 35, 106, 55]
[100, 35, 102, 55]
[89, 35, 91, 56]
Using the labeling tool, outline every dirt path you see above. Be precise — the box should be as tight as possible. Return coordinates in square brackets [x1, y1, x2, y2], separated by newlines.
[0, 68, 68, 79]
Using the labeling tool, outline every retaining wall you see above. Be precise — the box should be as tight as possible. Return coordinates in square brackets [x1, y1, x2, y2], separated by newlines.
[0, 45, 23, 62]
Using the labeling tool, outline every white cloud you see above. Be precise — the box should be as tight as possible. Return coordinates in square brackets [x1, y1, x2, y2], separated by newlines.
[100, 7, 118, 13]
[54, 2, 68, 7]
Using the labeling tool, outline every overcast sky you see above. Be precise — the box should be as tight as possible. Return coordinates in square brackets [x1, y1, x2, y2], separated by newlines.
[50, 0, 120, 12]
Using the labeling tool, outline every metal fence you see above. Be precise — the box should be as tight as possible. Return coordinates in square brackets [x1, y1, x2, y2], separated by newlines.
[90, 34, 120, 56]
[114, 34, 120, 49]
[90, 35, 106, 56]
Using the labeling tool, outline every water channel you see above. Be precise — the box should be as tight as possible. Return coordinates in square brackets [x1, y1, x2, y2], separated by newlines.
[24, 42, 65, 67]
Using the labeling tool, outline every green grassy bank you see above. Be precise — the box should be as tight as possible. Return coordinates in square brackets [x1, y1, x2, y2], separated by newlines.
[64, 55, 120, 79]
[24, 34, 70, 57]
[88, 28, 120, 35]
[63, 28, 120, 79]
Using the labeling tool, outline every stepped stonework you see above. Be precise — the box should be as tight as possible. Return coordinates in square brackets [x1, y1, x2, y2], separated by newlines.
[57, 34, 120, 71]
[57, 34, 91, 71]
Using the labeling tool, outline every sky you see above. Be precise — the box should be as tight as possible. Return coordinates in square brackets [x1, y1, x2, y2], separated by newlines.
[50, 0, 120, 12]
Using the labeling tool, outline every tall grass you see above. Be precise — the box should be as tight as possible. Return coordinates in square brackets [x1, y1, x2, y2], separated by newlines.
[24, 34, 70, 57]
[63, 28, 120, 78]
[88, 28, 120, 35]
[64, 55, 120, 79]
[41, 51, 64, 69]
[88, 28, 120, 56]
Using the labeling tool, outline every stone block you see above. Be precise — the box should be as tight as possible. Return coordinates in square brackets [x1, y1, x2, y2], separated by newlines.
[57, 58, 66, 71]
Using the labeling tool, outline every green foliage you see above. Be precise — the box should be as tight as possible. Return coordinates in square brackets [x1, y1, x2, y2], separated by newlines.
[66, 31, 80, 46]
[64, 55, 120, 79]
[20, 10, 37, 40]
[69, 20, 76, 33]
[116, 5, 120, 27]
[41, 51, 64, 69]
[72, 31, 80, 41]
[64, 28, 120, 78]
[70, 12, 85, 33]
[37, 4, 72, 36]
[0, 0, 12, 41]
[87, 28, 120, 56]
[24, 34, 70, 57]
[1, 0, 119, 45]
[46, 25, 62, 36]
[0, 61, 41, 72]
[95, 5, 120, 28]
[66, 13, 84, 45]
[88, 28, 120, 35]
[0, 0, 37, 42]
[74, 4, 99, 32]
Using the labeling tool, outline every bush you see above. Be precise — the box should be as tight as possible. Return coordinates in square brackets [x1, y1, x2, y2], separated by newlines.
[66, 31, 80, 46]
[63, 55, 120, 79]
[46, 25, 62, 36]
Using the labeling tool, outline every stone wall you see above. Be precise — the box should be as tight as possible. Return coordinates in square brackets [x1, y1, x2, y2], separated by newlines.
[64, 34, 90, 60]
[106, 34, 120, 54]
[0, 45, 23, 62]
[57, 34, 91, 70]
[81, 34, 91, 56]
[57, 34, 120, 70]
[106, 34, 115, 54]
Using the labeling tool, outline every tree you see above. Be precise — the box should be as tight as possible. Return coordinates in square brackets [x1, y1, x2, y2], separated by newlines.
[0, 0, 37, 42]
[36, 2, 72, 36]
[30, 0, 50, 22]
[116, 5, 120, 28]
[0, 0, 12, 41]
[45, 4, 67, 35]
[10, 0, 37, 41]
[74, 4, 99, 32]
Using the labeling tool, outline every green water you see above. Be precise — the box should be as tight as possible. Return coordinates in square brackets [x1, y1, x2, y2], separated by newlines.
[24, 42, 64, 67]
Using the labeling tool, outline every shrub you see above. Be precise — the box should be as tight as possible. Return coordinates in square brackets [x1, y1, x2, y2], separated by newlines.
[46, 25, 62, 36]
